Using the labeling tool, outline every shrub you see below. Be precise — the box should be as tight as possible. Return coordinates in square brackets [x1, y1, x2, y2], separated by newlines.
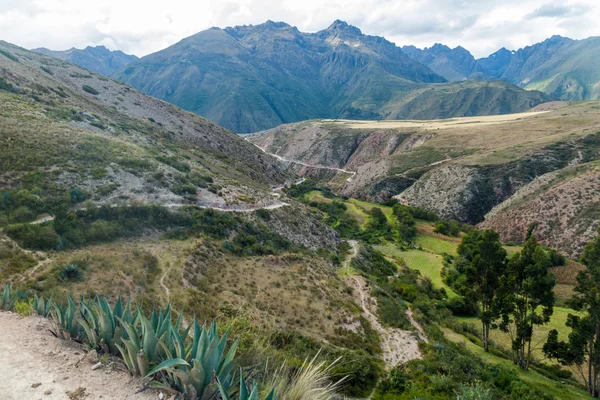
[82, 85, 99, 95]
[0, 49, 18, 62]
[434, 220, 461, 236]
[59, 264, 83, 281]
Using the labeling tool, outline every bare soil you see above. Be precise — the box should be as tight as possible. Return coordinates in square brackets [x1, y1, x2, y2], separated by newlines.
[347, 276, 422, 368]
[0, 312, 156, 400]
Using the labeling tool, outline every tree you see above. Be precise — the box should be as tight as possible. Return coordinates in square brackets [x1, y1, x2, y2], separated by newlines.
[392, 204, 416, 243]
[499, 233, 555, 369]
[543, 233, 600, 397]
[367, 207, 389, 235]
[468, 230, 507, 351]
[457, 229, 507, 351]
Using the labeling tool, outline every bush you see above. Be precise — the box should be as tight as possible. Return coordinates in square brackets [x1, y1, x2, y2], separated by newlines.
[446, 295, 479, 316]
[434, 220, 461, 236]
[82, 85, 99, 95]
[547, 248, 566, 267]
[59, 264, 83, 281]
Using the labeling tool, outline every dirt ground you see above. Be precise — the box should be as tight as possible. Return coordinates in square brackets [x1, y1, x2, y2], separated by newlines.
[0, 312, 157, 400]
[347, 276, 422, 368]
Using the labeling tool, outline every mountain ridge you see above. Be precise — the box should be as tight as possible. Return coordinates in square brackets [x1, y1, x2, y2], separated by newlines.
[403, 35, 600, 101]
[111, 20, 549, 133]
[33, 45, 138, 76]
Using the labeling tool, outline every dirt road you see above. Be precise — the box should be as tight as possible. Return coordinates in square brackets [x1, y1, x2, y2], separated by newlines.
[0, 312, 155, 400]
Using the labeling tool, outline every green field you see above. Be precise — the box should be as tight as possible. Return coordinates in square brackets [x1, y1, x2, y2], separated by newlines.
[454, 306, 580, 363]
[415, 234, 458, 255]
[375, 244, 458, 297]
[443, 328, 592, 400]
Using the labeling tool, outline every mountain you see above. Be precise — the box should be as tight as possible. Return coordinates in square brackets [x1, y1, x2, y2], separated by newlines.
[34, 45, 138, 76]
[113, 20, 548, 133]
[248, 101, 600, 257]
[0, 40, 288, 212]
[401, 44, 476, 81]
[404, 36, 600, 101]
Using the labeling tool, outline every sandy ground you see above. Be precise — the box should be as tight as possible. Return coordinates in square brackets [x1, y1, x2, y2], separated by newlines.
[322, 110, 548, 130]
[0, 312, 157, 400]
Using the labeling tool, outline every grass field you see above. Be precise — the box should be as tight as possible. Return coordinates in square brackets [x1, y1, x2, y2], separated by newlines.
[454, 306, 581, 366]
[443, 328, 592, 400]
[415, 234, 458, 255]
[375, 244, 458, 297]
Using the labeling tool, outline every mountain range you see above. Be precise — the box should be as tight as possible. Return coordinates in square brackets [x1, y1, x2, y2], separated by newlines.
[34, 45, 138, 76]
[111, 21, 553, 132]
[402, 35, 600, 101]
[33, 22, 600, 133]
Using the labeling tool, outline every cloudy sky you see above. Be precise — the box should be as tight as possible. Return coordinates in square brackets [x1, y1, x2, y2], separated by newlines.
[0, 0, 598, 58]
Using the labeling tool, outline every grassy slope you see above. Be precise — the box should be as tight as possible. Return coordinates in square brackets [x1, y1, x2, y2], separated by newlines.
[443, 328, 592, 400]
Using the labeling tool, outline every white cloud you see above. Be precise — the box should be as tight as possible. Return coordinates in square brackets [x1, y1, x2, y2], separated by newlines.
[0, 0, 598, 58]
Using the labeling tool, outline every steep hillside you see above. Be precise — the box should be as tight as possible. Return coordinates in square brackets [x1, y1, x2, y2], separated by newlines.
[404, 35, 600, 101]
[0, 40, 289, 212]
[34, 45, 138, 76]
[479, 161, 600, 258]
[113, 20, 548, 133]
[249, 102, 600, 255]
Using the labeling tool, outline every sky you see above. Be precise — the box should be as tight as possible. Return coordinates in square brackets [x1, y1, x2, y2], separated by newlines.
[0, 0, 598, 58]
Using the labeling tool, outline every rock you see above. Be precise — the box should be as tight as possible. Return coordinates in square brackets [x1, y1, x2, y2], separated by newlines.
[44, 390, 52, 395]
[31, 382, 42, 388]
[91, 362, 103, 370]
[88, 350, 100, 363]
[159, 393, 165, 400]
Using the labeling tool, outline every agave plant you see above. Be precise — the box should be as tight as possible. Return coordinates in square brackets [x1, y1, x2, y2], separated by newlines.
[33, 294, 53, 317]
[76, 296, 139, 355]
[49, 296, 84, 341]
[219, 372, 278, 400]
[145, 320, 240, 398]
[0, 283, 16, 311]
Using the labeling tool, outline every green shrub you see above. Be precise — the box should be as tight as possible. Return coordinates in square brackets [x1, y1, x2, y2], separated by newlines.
[59, 264, 83, 281]
[40, 66, 53, 75]
[82, 85, 99, 95]
[0, 49, 18, 62]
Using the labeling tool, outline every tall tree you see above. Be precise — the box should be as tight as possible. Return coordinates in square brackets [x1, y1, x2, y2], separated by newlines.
[392, 204, 417, 243]
[499, 233, 555, 369]
[467, 230, 507, 351]
[455, 229, 507, 351]
[543, 233, 600, 397]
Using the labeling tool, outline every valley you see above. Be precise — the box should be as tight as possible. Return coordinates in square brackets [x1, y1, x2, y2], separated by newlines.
[249, 101, 600, 257]
[2, 12, 600, 400]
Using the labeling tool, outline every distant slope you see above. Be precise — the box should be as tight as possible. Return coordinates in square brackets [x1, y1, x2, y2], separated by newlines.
[34, 45, 138, 76]
[248, 103, 600, 256]
[403, 35, 600, 101]
[0, 40, 287, 210]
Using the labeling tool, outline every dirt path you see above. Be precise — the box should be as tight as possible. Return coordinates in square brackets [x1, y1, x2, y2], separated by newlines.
[406, 307, 428, 343]
[0, 312, 155, 400]
[159, 263, 172, 303]
[348, 276, 422, 369]
[344, 240, 359, 273]
[249, 141, 357, 182]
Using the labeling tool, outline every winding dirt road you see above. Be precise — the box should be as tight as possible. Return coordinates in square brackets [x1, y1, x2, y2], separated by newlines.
[248, 141, 357, 182]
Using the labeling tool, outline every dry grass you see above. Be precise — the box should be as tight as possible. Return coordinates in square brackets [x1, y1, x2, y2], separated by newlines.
[269, 351, 346, 400]
[322, 111, 548, 130]
[550, 260, 585, 285]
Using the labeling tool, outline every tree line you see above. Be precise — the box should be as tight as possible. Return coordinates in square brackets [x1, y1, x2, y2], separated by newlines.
[449, 225, 600, 397]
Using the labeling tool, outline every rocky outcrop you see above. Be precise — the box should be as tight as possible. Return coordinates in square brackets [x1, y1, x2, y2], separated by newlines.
[394, 165, 478, 221]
